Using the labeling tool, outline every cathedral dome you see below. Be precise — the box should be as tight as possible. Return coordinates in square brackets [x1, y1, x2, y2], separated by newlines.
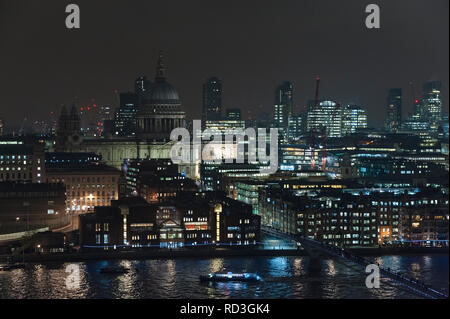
[141, 51, 181, 106]
[136, 51, 186, 141]
[143, 81, 180, 105]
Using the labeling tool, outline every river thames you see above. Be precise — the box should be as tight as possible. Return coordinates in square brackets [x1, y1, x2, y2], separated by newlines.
[0, 254, 448, 299]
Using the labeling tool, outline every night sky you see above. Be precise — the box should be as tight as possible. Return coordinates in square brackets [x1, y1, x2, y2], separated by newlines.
[0, 0, 448, 129]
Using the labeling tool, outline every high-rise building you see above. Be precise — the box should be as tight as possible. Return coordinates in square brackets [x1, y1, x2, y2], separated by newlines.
[202, 77, 222, 122]
[273, 82, 294, 143]
[341, 105, 367, 135]
[385, 88, 402, 132]
[115, 92, 138, 136]
[288, 115, 302, 141]
[422, 81, 442, 131]
[403, 112, 430, 132]
[307, 100, 342, 137]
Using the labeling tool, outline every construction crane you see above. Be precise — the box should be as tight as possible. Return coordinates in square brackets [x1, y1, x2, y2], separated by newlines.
[310, 77, 320, 170]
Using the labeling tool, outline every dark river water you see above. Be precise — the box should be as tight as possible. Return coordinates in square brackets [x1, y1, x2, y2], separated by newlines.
[0, 254, 448, 299]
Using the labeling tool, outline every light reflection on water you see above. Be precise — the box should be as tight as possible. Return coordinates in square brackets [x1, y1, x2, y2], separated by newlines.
[0, 255, 447, 299]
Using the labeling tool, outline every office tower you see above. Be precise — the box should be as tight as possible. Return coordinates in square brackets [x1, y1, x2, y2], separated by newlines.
[226, 108, 241, 120]
[403, 112, 430, 132]
[288, 115, 302, 141]
[202, 77, 222, 121]
[341, 105, 368, 135]
[385, 88, 402, 132]
[422, 81, 442, 131]
[273, 81, 294, 143]
[115, 92, 138, 136]
[307, 100, 342, 137]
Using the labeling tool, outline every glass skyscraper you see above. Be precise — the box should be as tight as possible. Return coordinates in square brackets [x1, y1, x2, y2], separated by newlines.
[341, 105, 367, 135]
[307, 100, 342, 138]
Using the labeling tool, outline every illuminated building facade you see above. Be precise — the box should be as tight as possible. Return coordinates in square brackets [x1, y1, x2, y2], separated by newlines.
[274, 81, 294, 143]
[0, 140, 45, 183]
[46, 165, 120, 214]
[341, 105, 367, 135]
[288, 115, 302, 141]
[124, 158, 197, 201]
[204, 119, 245, 132]
[403, 112, 430, 132]
[79, 192, 261, 250]
[115, 92, 138, 137]
[307, 100, 342, 137]
[259, 186, 448, 247]
[399, 195, 449, 244]
[280, 144, 320, 171]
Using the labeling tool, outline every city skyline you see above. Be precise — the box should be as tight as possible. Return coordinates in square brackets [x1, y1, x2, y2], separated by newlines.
[0, 0, 448, 304]
[0, 0, 448, 129]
